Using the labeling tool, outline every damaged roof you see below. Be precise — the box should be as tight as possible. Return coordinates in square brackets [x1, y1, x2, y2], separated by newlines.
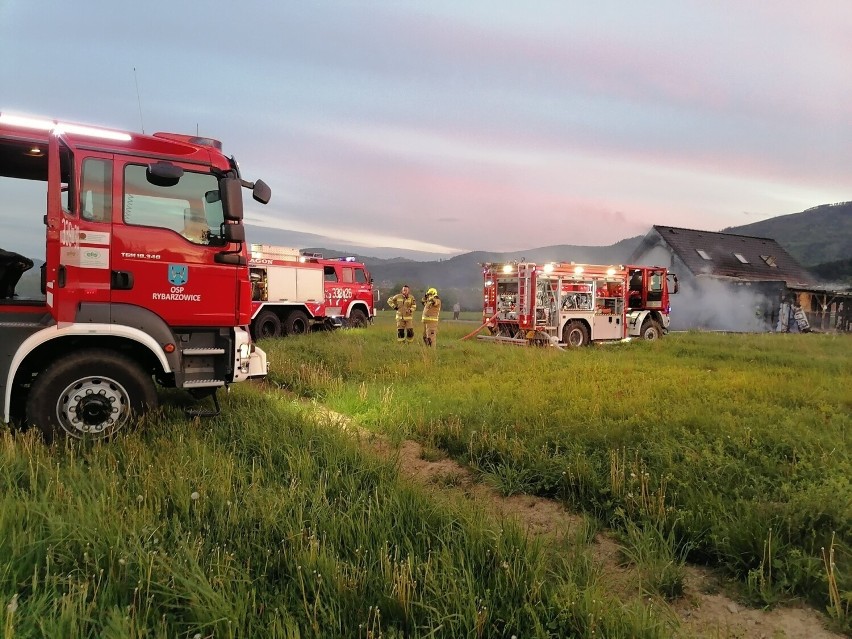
[637, 226, 818, 287]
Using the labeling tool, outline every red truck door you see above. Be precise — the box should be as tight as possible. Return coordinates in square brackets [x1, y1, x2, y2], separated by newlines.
[352, 266, 373, 312]
[645, 269, 666, 309]
[46, 132, 88, 325]
[109, 158, 241, 327]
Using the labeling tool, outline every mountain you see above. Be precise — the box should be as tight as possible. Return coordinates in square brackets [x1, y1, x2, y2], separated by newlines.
[319, 237, 644, 307]
[248, 199, 850, 277]
[317, 201, 852, 305]
[810, 257, 852, 286]
[367, 237, 643, 289]
[722, 201, 852, 266]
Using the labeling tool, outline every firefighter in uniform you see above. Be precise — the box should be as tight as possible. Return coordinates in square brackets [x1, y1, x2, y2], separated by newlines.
[421, 287, 441, 346]
[387, 284, 417, 343]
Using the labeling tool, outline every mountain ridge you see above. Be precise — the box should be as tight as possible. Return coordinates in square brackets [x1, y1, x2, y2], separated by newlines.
[310, 203, 851, 304]
[13, 202, 848, 303]
[720, 200, 851, 266]
[314, 202, 850, 269]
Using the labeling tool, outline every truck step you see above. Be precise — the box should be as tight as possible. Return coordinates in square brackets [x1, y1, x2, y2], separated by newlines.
[183, 379, 226, 389]
[182, 347, 227, 356]
[185, 391, 221, 418]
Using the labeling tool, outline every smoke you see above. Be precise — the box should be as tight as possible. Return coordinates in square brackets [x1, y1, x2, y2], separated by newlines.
[671, 278, 777, 332]
[629, 243, 781, 333]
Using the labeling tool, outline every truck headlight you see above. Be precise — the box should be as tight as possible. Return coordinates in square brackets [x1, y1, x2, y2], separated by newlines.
[238, 343, 252, 372]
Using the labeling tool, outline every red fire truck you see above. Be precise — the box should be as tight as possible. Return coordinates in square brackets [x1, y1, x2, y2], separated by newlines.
[481, 261, 678, 347]
[248, 244, 376, 339]
[0, 112, 270, 440]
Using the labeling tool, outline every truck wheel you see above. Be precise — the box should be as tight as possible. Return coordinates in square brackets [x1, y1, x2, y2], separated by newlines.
[26, 349, 158, 442]
[284, 310, 309, 336]
[562, 320, 589, 348]
[641, 318, 663, 341]
[348, 308, 368, 328]
[253, 310, 282, 339]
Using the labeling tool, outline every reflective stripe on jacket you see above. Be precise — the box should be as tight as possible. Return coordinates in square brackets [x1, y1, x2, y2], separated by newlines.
[388, 293, 416, 320]
[421, 295, 441, 322]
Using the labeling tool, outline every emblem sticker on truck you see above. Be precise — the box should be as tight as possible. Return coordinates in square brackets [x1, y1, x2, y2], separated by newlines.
[168, 264, 189, 286]
[151, 264, 201, 302]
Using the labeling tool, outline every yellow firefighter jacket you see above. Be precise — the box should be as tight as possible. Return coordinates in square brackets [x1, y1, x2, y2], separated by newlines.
[388, 293, 416, 320]
[421, 295, 441, 322]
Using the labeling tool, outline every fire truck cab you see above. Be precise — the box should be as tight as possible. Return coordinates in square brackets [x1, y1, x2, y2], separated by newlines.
[0, 112, 271, 440]
[482, 261, 677, 347]
[248, 244, 376, 340]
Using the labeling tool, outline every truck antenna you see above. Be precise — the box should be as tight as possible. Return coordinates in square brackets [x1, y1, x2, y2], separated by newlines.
[133, 67, 145, 134]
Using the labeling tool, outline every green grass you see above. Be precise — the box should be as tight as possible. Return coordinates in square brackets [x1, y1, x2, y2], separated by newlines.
[265, 316, 852, 626]
[0, 387, 672, 638]
[1, 316, 849, 636]
[617, 519, 689, 601]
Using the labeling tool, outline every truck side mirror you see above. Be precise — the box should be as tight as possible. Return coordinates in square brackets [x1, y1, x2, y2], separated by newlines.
[224, 224, 245, 243]
[221, 177, 243, 221]
[146, 161, 183, 187]
[252, 179, 271, 204]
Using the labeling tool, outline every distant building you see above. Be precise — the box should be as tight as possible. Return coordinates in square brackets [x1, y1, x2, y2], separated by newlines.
[629, 226, 851, 332]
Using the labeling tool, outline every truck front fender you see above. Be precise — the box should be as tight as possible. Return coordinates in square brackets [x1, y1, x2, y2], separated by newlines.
[3, 323, 172, 424]
[626, 310, 650, 337]
[347, 301, 370, 318]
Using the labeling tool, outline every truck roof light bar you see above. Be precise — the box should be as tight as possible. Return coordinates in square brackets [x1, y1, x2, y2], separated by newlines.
[0, 113, 131, 141]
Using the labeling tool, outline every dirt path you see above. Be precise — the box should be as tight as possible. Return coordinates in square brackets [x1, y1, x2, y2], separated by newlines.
[308, 400, 844, 639]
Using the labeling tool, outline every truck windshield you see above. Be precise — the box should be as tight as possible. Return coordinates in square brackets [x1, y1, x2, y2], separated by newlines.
[123, 164, 225, 246]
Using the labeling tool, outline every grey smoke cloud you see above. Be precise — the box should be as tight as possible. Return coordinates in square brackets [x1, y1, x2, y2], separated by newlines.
[671, 278, 776, 332]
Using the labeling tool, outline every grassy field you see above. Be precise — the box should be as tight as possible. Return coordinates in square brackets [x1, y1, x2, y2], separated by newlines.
[264, 315, 851, 624]
[1, 389, 673, 638]
[0, 315, 849, 637]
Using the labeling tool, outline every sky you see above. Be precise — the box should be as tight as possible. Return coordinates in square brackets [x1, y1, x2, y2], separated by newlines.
[1, 0, 850, 259]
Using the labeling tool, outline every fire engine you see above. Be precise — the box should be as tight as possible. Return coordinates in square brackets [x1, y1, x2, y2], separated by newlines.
[0, 112, 271, 440]
[481, 261, 678, 347]
[248, 244, 377, 339]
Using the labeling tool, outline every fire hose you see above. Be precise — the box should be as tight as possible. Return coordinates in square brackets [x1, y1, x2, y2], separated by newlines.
[460, 313, 499, 340]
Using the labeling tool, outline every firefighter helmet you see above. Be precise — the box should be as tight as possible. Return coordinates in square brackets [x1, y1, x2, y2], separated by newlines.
[427, 287, 438, 297]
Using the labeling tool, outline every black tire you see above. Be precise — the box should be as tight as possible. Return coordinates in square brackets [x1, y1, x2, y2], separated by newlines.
[562, 320, 590, 348]
[348, 308, 368, 328]
[284, 310, 310, 336]
[641, 318, 664, 341]
[253, 310, 282, 339]
[26, 349, 157, 442]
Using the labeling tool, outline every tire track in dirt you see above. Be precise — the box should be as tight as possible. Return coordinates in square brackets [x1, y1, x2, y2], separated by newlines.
[295, 393, 844, 639]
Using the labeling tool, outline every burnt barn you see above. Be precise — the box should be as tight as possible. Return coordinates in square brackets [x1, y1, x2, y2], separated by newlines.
[628, 226, 851, 332]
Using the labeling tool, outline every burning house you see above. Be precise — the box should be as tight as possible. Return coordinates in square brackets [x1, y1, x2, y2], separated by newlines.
[628, 226, 851, 332]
